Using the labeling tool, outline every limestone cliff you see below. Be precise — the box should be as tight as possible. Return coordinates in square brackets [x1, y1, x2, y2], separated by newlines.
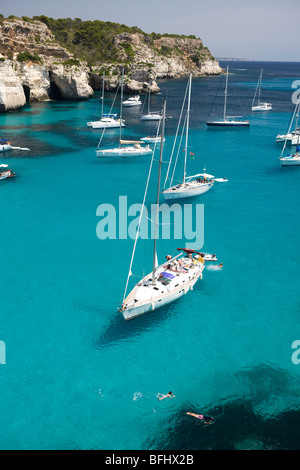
[0, 16, 222, 112]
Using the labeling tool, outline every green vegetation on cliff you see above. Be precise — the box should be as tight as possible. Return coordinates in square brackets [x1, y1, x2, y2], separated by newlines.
[31, 16, 203, 66]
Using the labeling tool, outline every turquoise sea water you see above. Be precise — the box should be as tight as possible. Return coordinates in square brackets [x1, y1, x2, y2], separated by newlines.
[0, 61, 300, 450]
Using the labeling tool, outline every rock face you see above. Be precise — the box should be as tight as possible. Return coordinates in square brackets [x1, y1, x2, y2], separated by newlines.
[90, 32, 222, 94]
[0, 17, 222, 111]
[0, 18, 93, 111]
[50, 64, 93, 100]
[0, 62, 26, 111]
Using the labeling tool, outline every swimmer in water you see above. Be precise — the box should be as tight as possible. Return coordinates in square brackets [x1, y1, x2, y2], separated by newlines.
[186, 412, 214, 424]
[157, 391, 176, 401]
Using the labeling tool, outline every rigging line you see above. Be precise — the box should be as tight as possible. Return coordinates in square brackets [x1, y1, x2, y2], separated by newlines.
[169, 114, 187, 188]
[206, 73, 223, 120]
[163, 79, 189, 189]
[123, 119, 162, 302]
[92, 88, 102, 120]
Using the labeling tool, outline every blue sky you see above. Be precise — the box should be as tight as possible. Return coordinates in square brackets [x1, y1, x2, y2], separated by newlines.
[1, 0, 299, 61]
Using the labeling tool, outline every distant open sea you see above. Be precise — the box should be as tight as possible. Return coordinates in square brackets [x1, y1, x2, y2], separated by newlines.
[0, 61, 300, 450]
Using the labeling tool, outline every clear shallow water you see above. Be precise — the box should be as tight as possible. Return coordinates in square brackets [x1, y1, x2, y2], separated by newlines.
[0, 61, 300, 450]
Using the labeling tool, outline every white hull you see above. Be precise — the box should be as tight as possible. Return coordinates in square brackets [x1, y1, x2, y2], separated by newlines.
[141, 137, 165, 143]
[163, 181, 213, 200]
[0, 170, 15, 180]
[88, 120, 125, 129]
[280, 156, 300, 165]
[141, 114, 162, 121]
[123, 96, 142, 107]
[123, 103, 141, 107]
[121, 257, 205, 321]
[291, 136, 300, 146]
[252, 104, 272, 111]
[0, 145, 12, 152]
[207, 119, 250, 127]
[276, 134, 293, 143]
[96, 145, 152, 158]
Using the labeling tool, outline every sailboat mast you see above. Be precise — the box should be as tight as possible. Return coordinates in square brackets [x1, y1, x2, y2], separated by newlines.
[101, 71, 105, 118]
[119, 68, 124, 147]
[152, 100, 167, 284]
[183, 73, 192, 184]
[258, 68, 263, 105]
[223, 66, 229, 121]
[148, 86, 151, 115]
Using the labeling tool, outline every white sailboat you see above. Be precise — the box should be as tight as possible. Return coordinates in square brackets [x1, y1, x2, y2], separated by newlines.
[0, 164, 15, 180]
[251, 68, 272, 111]
[123, 95, 142, 107]
[279, 98, 300, 165]
[87, 72, 124, 129]
[96, 69, 152, 158]
[163, 74, 226, 200]
[141, 87, 162, 121]
[207, 66, 250, 127]
[119, 101, 211, 321]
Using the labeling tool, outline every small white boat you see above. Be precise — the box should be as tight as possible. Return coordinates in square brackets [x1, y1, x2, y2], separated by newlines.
[96, 140, 152, 158]
[123, 95, 142, 107]
[0, 164, 15, 180]
[0, 138, 29, 152]
[140, 136, 165, 143]
[252, 102, 272, 112]
[141, 111, 162, 121]
[280, 154, 300, 165]
[251, 69, 272, 111]
[141, 88, 162, 121]
[207, 66, 250, 127]
[88, 72, 124, 128]
[88, 115, 125, 129]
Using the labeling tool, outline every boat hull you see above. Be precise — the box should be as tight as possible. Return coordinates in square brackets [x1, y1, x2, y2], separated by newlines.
[96, 147, 153, 158]
[252, 104, 272, 111]
[207, 120, 250, 127]
[88, 121, 125, 129]
[0, 145, 12, 152]
[0, 171, 15, 180]
[122, 274, 201, 321]
[280, 158, 300, 166]
[141, 114, 162, 121]
[123, 102, 142, 107]
[163, 182, 213, 200]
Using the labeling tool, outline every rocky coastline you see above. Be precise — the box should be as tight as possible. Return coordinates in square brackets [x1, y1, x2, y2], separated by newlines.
[0, 17, 223, 112]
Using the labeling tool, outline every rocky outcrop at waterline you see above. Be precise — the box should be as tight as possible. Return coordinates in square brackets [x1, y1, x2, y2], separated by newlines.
[0, 16, 222, 112]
